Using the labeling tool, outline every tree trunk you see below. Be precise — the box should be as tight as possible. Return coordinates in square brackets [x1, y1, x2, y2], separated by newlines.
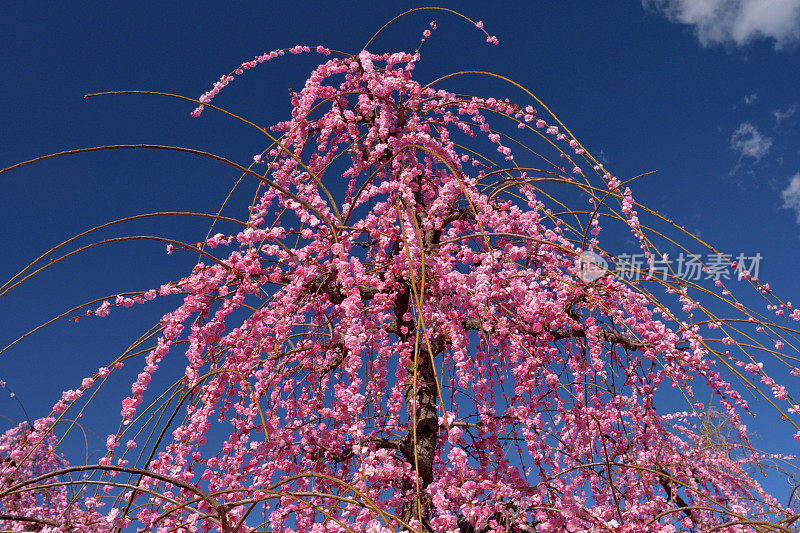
[394, 278, 439, 532]
[400, 344, 439, 532]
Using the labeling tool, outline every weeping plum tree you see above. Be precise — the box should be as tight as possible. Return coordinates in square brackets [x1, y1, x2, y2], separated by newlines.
[2, 9, 800, 532]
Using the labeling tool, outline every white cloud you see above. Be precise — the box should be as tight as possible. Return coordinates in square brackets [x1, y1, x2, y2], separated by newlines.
[645, 0, 800, 49]
[744, 93, 758, 104]
[774, 103, 799, 123]
[780, 172, 800, 222]
[730, 121, 773, 159]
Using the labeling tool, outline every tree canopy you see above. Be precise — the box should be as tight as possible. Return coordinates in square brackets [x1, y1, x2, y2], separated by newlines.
[1, 10, 799, 533]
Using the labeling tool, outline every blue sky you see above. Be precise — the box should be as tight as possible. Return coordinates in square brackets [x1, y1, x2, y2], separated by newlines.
[2, 0, 800, 503]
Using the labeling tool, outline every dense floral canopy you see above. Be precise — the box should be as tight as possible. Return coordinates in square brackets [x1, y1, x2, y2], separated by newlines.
[1, 12, 799, 533]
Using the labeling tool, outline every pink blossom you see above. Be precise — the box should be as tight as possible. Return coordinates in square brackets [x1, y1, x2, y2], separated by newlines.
[1, 37, 794, 533]
[94, 300, 111, 317]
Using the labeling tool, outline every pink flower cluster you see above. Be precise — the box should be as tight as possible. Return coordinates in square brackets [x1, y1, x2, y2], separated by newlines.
[2, 19, 797, 533]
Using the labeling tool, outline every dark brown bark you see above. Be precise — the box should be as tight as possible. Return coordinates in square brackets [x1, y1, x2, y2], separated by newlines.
[390, 268, 439, 531]
[399, 345, 439, 532]
[657, 467, 696, 524]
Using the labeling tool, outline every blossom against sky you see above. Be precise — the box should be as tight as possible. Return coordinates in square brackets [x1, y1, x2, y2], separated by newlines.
[1, 0, 800, 501]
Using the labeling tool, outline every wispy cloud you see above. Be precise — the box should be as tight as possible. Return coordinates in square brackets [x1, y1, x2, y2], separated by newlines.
[744, 93, 758, 104]
[644, 0, 800, 50]
[774, 103, 799, 123]
[780, 172, 800, 223]
[730, 121, 773, 159]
